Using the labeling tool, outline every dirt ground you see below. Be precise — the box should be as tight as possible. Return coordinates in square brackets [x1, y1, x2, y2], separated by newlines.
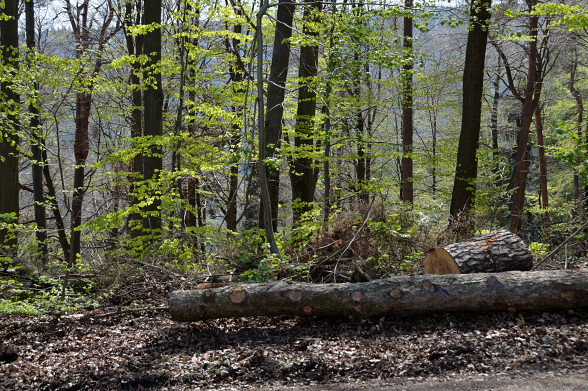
[0, 308, 586, 390]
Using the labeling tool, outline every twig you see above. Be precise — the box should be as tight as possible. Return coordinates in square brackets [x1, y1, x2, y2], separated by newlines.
[533, 219, 588, 270]
[80, 306, 170, 320]
[333, 200, 374, 282]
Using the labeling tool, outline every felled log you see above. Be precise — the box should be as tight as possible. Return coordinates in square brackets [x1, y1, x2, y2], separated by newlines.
[169, 270, 587, 321]
[424, 230, 533, 274]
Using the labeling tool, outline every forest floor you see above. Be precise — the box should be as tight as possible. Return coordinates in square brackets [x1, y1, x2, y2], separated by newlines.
[0, 305, 587, 390]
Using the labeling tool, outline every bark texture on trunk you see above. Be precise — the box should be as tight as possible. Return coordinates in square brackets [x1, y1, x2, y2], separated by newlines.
[400, 0, 414, 204]
[170, 270, 588, 321]
[534, 105, 550, 233]
[142, 0, 164, 232]
[424, 230, 533, 274]
[124, 0, 144, 236]
[290, 0, 321, 221]
[26, 0, 47, 260]
[0, 0, 20, 250]
[261, 0, 295, 231]
[449, 0, 492, 218]
[509, 2, 538, 233]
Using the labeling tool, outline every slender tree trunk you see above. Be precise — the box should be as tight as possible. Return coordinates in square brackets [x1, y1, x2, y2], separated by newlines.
[226, 18, 244, 232]
[535, 104, 550, 235]
[143, 0, 164, 233]
[257, 0, 281, 257]
[449, 0, 492, 220]
[26, 0, 47, 261]
[509, 5, 538, 234]
[400, 0, 414, 204]
[0, 0, 20, 253]
[356, 111, 368, 203]
[42, 148, 70, 260]
[322, 15, 337, 223]
[261, 0, 295, 231]
[124, 0, 144, 236]
[490, 61, 501, 175]
[70, 92, 92, 264]
[65, 0, 118, 263]
[569, 52, 584, 214]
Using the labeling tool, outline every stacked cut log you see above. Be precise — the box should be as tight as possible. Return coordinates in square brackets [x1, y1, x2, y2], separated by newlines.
[424, 230, 533, 274]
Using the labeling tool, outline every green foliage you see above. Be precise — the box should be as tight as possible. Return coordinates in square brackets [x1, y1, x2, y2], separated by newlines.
[555, 122, 588, 181]
[532, 3, 588, 30]
[0, 273, 98, 316]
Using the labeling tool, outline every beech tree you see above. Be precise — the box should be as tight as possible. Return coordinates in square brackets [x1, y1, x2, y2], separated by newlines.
[142, 0, 164, 234]
[64, 0, 120, 264]
[289, 0, 322, 222]
[261, 0, 295, 232]
[449, 0, 492, 221]
[0, 0, 20, 254]
[400, 0, 414, 205]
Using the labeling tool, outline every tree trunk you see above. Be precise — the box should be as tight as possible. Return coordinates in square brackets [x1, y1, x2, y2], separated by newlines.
[65, 0, 118, 262]
[225, 18, 244, 232]
[400, 0, 414, 204]
[26, 0, 47, 261]
[509, 3, 538, 234]
[569, 52, 584, 214]
[424, 230, 533, 274]
[70, 92, 92, 264]
[143, 0, 164, 233]
[449, 0, 492, 219]
[170, 269, 588, 321]
[535, 104, 550, 235]
[490, 59, 501, 175]
[42, 147, 70, 260]
[290, 0, 321, 222]
[0, 0, 20, 252]
[124, 0, 144, 237]
[322, 19, 337, 223]
[260, 0, 295, 232]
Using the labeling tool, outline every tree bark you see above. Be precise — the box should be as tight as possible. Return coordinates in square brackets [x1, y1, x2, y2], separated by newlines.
[424, 230, 533, 274]
[569, 51, 583, 214]
[535, 104, 550, 234]
[490, 59, 501, 175]
[26, 0, 47, 261]
[42, 148, 70, 260]
[260, 0, 295, 232]
[449, 0, 492, 219]
[509, 1, 538, 234]
[124, 0, 144, 237]
[400, 0, 414, 205]
[70, 91, 92, 264]
[0, 0, 20, 252]
[290, 0, 321, 222]
[142, 0, 164, 233]
[170, 269, 588, 321]
[225, 17, 245, 232]
[65, 0, 118, 263]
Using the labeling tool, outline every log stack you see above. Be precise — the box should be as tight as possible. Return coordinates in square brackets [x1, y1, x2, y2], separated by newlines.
[424, 230, 533, 274]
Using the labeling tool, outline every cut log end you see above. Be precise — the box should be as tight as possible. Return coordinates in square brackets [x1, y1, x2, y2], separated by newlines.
[424, 248, 460, 274]
[424, 230, 533, 274]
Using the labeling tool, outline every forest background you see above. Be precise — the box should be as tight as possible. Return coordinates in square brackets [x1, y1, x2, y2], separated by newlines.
[0, 0, 586, 315]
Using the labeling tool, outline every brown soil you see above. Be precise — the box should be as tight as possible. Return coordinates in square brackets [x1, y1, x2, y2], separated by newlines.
[1, 308, 586, 390]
